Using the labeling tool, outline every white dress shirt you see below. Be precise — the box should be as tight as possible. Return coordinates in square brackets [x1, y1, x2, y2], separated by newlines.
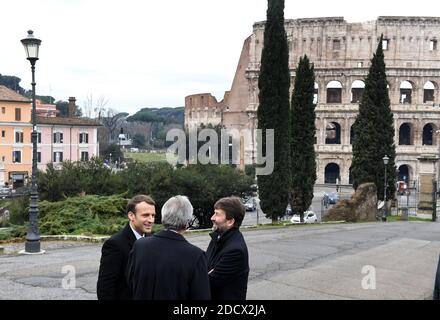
[129, 222, 144, 240]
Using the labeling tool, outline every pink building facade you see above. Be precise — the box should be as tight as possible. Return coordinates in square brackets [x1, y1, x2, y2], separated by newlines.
[36, 97, 101, 171]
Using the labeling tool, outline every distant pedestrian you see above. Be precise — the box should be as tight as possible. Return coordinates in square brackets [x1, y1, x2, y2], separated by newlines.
[434, 254, 440, 300]
[126, 195, 210, 300]
[97, 195, 156, 300]
[206, 197, 249, 300]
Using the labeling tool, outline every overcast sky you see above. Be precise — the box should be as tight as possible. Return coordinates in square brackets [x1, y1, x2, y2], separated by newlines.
[1, 0, 438, 116]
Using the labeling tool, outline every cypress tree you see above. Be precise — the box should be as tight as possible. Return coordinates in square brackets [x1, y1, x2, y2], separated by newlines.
[290, 55, 316, 221]
[352, 35, 396, 200]
[257, 0, 291, 222]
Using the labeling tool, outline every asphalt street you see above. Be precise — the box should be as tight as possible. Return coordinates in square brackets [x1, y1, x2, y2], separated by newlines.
[1, 221, 439, 300]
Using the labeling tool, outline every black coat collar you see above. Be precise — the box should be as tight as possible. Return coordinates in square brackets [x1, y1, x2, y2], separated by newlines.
[122, 222, 137, 246]
[154, 229, 187, 242]
[210, 227, 238, 244]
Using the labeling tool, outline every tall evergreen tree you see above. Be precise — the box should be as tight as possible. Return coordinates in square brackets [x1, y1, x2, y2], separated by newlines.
[352, 35, 396, 200]
[290, 55, 316, 222]
[257, 0, 291, 222]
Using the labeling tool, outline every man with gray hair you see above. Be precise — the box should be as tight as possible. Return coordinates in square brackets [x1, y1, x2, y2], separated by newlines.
[126, 195, 210, 300]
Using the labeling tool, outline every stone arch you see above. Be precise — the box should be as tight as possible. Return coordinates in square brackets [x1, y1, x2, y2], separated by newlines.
[325, 122, 341, 144]
[351, 80, 365, 103]
[423, 81, 437, 103]
[326, 80, 343, 103]
[399, 123, 413, 145]
[325, 163, 340, 184]
[400, 80, 415, 104]
[422, 123, 437, 145]
[397, 164, 412, 183]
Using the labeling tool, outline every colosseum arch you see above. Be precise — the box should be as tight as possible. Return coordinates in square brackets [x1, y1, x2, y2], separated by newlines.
[351, 80, 365, 103]
[326, 80, 343, 103]
[422, 123, 437, 145]
[423, 81, 437, 103]
[400, 80, 415, 104]
[325, 122, 341, 144]
[397, 164, 413, 183]
[399, 123, 413, 145]
[325, 163, 340, 184]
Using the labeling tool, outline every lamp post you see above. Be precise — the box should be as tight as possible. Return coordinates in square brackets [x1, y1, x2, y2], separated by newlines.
[21, 30, 44, 254]
[382, 155, 390, 222]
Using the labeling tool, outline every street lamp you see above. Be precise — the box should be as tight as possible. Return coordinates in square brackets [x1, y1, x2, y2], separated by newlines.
[382, 155, 390, 222]
[21, 30, 44, 254]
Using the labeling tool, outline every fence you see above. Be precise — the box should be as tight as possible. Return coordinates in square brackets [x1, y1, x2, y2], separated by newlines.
[319, 180, 438, 221]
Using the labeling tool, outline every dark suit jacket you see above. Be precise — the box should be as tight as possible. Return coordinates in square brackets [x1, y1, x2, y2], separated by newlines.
[97, 223, 136, 300]
[206, 228, 249, 300]
[434, 254, 440, 300]
[126, 229, 210, 300]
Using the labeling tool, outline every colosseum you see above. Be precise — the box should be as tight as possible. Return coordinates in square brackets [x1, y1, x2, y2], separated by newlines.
[185, 16, 440, 186]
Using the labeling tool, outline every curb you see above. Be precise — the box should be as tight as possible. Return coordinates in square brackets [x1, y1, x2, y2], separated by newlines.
[2, 222, 350, 245]
[40, 235, 109, 243]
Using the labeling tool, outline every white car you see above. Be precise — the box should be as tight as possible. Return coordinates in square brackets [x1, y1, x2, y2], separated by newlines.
[244, 199, 256, 211]
[290, 211, 318, 224]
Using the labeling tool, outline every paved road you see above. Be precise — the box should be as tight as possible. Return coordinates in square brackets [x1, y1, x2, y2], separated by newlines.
[0, 221, 439, 300]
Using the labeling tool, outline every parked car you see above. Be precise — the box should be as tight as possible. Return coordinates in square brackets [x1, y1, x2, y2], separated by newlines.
[290, 211, 318, 224]
[244, 198, 256, 211]
[323, 192, 339, 205]
[0, 187, 12, 199]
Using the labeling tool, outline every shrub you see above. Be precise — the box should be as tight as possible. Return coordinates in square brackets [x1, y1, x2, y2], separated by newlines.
[38, 194, 128, 235]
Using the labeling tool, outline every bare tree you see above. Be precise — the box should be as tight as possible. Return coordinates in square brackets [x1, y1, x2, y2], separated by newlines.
[101, 108, 126, 142]
[82, 93, 109, 119]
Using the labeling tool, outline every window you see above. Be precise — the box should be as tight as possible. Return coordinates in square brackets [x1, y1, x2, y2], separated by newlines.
[53, 132, 64, 143]
[1, 107, 5, 114]
[12, 151, 21, 163]
[37, 152, 41, 163]
[79, 132, 89, 144]
[424, 81, 436, 103]
[1, 130, 5, 138]
[326, 81, 343, 104]
[333, 39, 341, 50]
[15, 131, 24, 143]
[400, 81, 413, 104]
[15, 108, 21, 121]
[1, 156, 5, 162]
[357, 62, 363, 68]
[430, 40, 437, 51]
[382, 39, 389, 50]
[81, 151, 89, 161]
[53, 152, 63, 163]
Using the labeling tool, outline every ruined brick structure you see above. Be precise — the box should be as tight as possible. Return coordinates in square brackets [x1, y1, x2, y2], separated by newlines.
[185, 16, 440, 185]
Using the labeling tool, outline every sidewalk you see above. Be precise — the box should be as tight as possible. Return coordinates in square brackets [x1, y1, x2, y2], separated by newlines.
[247, 237, 439, 300]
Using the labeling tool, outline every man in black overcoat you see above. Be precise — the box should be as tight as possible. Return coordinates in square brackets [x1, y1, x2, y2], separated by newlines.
[97, 195, 156, 300]
[206, 197, 249, 300]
